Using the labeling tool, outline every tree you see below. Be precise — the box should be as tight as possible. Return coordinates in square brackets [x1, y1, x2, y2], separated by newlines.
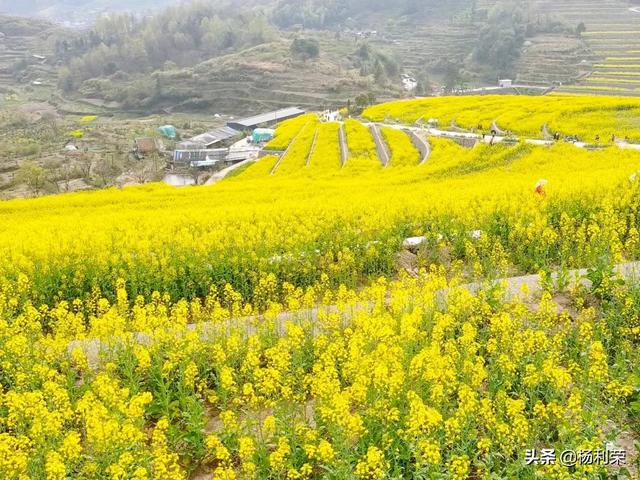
[472, 1, 527, 75]
[58, 160, 76, 193]
[93, 154, 122, 188]
[290, 38, 320, 60]
[576, 22, 586, 36]
[201, 15, 230, 53]
[243, 15, 276, 45]
[416, 73, 431, 96]
[130, 154, 164, 184]
[186, 165, 202, 186]
[373, 60, 387, 85]
[351, 92, 376, 114]
[17, 162, 47, 196]
[77, 152, 94, 180]
[443, 61, 463, 92]
[355, 92, 375, 108]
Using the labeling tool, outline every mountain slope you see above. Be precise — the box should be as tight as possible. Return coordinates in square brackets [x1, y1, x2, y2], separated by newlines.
[0, 0, 175, 24]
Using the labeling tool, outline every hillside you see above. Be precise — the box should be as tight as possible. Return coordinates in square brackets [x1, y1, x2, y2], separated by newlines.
[538, 0, 640, 96]
[47, 1, 480, 114]
[65, 36, 403, 116]
[3, 0, 625, 116]
[0, 15, 60, 95]
[7, 0, 640, 117]
[1, 94, 640, 479]
[0, 0, 176, 25]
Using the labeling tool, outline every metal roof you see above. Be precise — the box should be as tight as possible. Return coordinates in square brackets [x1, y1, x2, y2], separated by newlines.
[176, 140, 207, 150]
[227, 107, 305, 129]
[190, 126, 240, 147]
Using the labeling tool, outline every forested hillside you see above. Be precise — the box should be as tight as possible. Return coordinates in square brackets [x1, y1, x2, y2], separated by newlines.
[48, 0, 478, 112]
[270, 0, 472, 28]
[0, 0, 607, 115]
[56, 3, 277, 93]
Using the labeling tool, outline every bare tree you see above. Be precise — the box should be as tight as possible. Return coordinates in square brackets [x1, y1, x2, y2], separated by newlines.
[131, 162, 153, 184]
[93, 154, 122, 188]
[77, 152, 94, 180]
[58, 158, 76, 192]
[186, 165, 202, 185]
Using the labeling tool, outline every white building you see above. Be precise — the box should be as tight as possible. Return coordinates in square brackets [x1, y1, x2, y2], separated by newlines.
[402, 76, 418, 92]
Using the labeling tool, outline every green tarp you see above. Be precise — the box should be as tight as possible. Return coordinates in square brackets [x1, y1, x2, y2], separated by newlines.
[252, 128, 275, 143]
[158, 125, 177, 139]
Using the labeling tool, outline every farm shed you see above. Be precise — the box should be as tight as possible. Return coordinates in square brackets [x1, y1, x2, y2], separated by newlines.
[227, 107, 305, 131]
[176, 140, 206, 150]
[173, 148, 228, 166]
[190, 126, 241, 148]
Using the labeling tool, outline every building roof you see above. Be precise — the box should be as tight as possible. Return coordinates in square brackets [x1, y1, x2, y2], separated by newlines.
[190, 126, 240, 147]
[176, 140, 205, 150]
[227, 107, 305, 129]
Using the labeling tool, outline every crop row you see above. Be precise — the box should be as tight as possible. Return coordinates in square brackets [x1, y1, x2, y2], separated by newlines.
[343, 120, 382, 173]
[380, 128, 421, 167]
[264, 114, 318, 151]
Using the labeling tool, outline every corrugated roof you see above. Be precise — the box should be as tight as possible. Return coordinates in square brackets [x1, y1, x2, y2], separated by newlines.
[228, 107, 305, 128]
[176, 140, 206, 150]
[191, 126, 240, 147]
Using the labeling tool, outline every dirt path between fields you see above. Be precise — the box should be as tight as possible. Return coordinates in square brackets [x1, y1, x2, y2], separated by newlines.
[68, 261, 640, 367]
[378, 121, 640, 150]
[405, 129, 431, 164]
[338, 123, 348, 167]
[305, 128, 319, 166]
[369, 123, 391, 166]
[204, 158, 254, 185]
[270, 123, 307, 175]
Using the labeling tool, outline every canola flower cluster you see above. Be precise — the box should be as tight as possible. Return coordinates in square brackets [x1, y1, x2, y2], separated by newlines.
[1, 95, 640, 478]
[363, 94, 640, 142]
[0, 266, 638, 479]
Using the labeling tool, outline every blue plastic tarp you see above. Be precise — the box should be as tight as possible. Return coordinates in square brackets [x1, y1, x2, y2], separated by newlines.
[158, 125, 177, 139]
[252, 128, 275, 143]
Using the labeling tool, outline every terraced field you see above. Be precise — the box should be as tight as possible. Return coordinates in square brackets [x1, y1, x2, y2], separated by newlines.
[513, 34, 591, 87]
[534, 0, 640, 96]
[0, 16, 59, 96]
[160, 17, 484, 114]
[371, 22, 478, 76]
[256, 115, 425, 176]
[364, 94, 640, 143]
[473, 0, 640, 93]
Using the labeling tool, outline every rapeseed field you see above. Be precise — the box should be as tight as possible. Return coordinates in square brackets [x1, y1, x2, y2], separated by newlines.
[1, 96, 640, 479]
